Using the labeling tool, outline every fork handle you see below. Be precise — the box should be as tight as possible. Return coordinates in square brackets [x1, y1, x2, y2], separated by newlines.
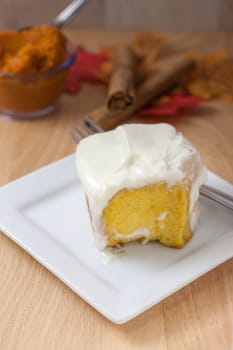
[200, 184, 233, 211]
[52, 0, 87, 27]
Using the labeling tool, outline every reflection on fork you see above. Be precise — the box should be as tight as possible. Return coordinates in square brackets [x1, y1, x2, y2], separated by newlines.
[68, 116, 104, 144]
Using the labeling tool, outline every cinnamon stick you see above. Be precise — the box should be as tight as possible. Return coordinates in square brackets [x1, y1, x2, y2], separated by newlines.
[107, 44, 136, 112]
[90, 56, 195, 131]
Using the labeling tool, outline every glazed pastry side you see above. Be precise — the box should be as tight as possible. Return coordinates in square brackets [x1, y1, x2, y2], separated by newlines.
[76, 123, 207, 250]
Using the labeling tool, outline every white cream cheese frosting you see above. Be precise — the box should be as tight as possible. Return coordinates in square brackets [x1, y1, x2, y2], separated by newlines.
[76, 123, 207, 245]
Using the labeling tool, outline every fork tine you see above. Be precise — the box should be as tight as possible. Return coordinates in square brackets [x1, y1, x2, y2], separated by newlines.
[85, 116, 104, 133]
[79, 120, 94, 134]
[74, 126, 87, 138]
[68, 116, 105, 144]
[68, 125, 88, 144]
[67, 129, 80, 144]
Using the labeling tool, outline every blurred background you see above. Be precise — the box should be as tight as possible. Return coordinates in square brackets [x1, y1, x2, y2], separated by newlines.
[0, 0, 232, 31]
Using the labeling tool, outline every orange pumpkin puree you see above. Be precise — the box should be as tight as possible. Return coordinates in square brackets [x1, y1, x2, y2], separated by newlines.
[0, 25, 66, 73]
[0, 25, 68, 113]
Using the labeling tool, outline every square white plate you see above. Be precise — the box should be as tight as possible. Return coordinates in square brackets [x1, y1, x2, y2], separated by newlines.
[0, 154, 232, 324]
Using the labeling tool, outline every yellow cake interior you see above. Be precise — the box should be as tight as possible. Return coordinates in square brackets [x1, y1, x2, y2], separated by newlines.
[102, 182, 192, 248]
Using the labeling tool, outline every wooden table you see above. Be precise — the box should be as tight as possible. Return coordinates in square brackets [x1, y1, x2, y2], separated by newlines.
[0, 31, 232, 350]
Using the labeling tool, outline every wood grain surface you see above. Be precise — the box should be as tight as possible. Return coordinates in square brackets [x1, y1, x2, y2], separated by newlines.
[0, 30, 232, 350]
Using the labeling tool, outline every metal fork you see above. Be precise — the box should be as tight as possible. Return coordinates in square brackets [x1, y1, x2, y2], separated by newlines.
[19, 0, 88, 31]
[52, 0, 88, 28]
[68, 119, 233, 211]
[68, 115, 104, 144]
